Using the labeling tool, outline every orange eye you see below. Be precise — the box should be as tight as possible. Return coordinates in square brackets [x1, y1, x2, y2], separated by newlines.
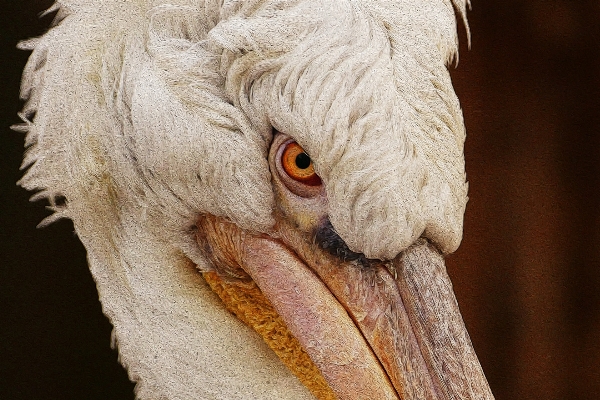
[281, 142, 322, 186]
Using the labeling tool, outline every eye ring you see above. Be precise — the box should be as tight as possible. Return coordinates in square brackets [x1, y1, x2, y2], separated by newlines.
[272, 135, 323, 198]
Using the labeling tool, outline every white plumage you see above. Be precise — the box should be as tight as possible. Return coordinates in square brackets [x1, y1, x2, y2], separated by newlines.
[16, 1, 492, 399]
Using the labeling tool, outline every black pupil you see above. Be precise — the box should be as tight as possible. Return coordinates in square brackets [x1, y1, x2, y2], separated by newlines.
[295, 152, 311, 169]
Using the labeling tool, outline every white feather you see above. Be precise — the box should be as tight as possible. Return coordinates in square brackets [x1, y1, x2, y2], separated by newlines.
[17, 0, 469, 397]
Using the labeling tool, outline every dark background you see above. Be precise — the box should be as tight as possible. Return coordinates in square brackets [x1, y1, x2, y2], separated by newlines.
[1, 1, 599, 399]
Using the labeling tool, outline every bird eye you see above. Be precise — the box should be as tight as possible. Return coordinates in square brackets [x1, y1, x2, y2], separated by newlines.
[271, 135, 323, 199]
[281, 142, 322, 186]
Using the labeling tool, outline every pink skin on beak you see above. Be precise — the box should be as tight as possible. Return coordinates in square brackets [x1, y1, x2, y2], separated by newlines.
[196, 213, 494, 400]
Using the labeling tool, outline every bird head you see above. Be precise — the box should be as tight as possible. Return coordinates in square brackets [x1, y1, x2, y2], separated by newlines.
[16, 0, 493, 399]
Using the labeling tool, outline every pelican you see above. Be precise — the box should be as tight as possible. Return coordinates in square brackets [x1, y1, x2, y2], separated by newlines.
[15, 0, 494, 399]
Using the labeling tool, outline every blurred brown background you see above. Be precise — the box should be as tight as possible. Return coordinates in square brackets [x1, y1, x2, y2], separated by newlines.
[1, 1, 599, 399]
[448, 1, 600, 399]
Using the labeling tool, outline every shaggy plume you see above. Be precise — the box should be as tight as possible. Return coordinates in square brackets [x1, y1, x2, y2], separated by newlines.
[207, 0, 469, 258]
[16, 0, 470, 398]
[18, 0, 469, 259]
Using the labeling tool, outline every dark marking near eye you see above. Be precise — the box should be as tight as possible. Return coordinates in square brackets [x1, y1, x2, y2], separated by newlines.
[295, 153, 311, 169]
[54, 195, 67, 207]
[315, 219, 378, 267]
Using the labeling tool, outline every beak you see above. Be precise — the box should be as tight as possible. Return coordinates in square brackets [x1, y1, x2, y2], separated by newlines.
[196, 215, 494, 400]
